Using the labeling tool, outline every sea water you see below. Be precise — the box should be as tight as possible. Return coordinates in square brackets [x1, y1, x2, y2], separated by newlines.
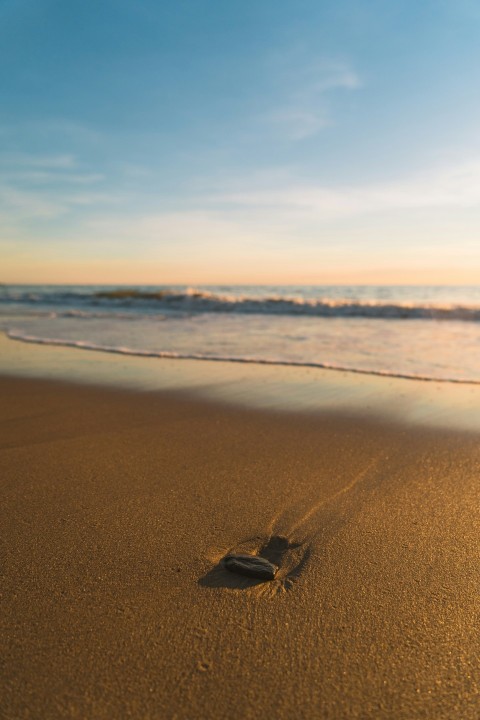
[1, 284, 479, 383]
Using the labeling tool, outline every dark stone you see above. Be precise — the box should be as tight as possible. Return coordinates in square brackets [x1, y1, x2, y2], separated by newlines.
[223, 553, 277, 581]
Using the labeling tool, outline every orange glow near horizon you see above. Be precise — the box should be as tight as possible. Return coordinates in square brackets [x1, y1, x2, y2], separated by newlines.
[3, 257, 480, 286]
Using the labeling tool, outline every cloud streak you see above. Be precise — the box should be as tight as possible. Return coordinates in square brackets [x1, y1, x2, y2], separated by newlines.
[0, 151, 114, 221]
[263, 59, 360, 140]
[213, 160, 480, 217]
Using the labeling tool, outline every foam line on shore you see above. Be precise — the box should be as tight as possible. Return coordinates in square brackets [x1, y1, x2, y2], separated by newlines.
[6, 329, 480, 385]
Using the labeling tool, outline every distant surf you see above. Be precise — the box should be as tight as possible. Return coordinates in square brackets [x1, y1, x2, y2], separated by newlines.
[2, 284, 480, 385]
[2, 286, 480, 321]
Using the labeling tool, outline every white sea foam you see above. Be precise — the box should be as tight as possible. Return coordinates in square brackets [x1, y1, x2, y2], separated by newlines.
[122, 291, 480, 320]
[3, 285, 480, 384]
[6, 329, 480, 385]
[2, 286, 480, 320]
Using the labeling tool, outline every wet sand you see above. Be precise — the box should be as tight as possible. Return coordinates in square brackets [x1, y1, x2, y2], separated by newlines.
[1, 370, 480, 719]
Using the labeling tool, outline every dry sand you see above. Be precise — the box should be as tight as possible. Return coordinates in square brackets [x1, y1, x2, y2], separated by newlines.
[1, 374, 480, 719]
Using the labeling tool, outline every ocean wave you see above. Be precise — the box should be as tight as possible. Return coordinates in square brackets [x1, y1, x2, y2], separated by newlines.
[6, 329, 480, 385]
[2, 287, 480, 320]
[0, 307, 169, 322]
[59, 288, 480, 321]
[54, 309, 169, 321]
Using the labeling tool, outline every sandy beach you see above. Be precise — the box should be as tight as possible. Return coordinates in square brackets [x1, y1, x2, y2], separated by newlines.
[5, 0, 480, 715]
[2, 338, 480, 719]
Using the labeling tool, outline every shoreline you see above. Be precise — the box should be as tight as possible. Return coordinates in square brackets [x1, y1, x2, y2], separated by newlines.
[2, 332, 480, 432]
[7, 329, 480, 386]
[2, 366, 480, 718]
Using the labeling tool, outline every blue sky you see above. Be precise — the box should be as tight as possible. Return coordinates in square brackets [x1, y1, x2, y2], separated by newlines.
[2, 0, 480, 283]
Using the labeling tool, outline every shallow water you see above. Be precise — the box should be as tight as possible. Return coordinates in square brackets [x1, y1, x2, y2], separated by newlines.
[1, 284, 480, 383]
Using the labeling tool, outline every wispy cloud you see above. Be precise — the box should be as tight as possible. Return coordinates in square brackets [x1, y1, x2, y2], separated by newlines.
[25, 119, 101, 145]
[82, 210, 262, 252]
[0, 151, 112, 220]
[0, 183, 120, 222]
[265, 108, 329, 141]
[263, 58, 360, 140]
[1, 152, 105, 184]
[1, 153, 77, 169]
[212, 160, 480, 217]
[0, 185, 66, 219]
[12, 170, 105, 185]
[3, 153, 480, 267]
[0, 184, 125, 224]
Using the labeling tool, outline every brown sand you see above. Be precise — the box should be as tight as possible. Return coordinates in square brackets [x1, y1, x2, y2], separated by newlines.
[1, 375, 480, 719]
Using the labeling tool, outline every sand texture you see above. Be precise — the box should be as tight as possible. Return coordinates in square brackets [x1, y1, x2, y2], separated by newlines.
[1, 376, 480, 719]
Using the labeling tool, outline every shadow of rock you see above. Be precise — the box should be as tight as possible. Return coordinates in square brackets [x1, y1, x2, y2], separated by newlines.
[199, 562, 268, 590]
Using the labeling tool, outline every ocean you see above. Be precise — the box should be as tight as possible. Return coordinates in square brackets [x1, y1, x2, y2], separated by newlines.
[1, 284, 480, 383]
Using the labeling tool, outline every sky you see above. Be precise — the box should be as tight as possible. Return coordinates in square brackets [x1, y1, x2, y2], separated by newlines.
[1, 0, 480, 285]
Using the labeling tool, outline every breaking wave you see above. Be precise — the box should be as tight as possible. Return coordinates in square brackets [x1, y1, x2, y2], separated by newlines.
[91, 289, 480, 320]
[2, 287, 480, 321]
